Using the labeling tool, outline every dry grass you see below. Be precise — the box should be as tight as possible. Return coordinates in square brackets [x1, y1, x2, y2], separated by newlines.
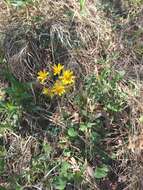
[0, 0, 143, 189]
[0, 0, 114, 81]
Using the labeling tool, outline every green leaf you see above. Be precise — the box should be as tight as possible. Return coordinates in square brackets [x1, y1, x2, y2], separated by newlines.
[68, 128, 78, 137]
[91, 132, 101, 143]
[54, 179, 67, 190]
[79, 0, 86, 11]
[43, 142, 52, 156]
[61, 161, 70, 174]
[79, 124, 87, 132]
[80, 123, 93, 132]
[63, 149, 71, 157]
[94, 164, 109, 179]
[15, 185, 23, 190]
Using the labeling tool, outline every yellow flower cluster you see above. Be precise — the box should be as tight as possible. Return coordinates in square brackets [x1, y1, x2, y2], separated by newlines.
[37, 64, 75, 97]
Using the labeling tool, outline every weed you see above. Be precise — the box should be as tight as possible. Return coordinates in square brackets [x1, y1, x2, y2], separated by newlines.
[37, 64, 75, 97]
[84, 66, 127, 113]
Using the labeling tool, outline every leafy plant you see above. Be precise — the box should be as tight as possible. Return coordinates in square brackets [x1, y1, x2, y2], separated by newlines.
[85, 67, 127, 112]
[4, 74, 32, 106]
[94, 164, 109, 179]
[0, 72, 33, 133]
[68, 128, 78, 137]
[37, 64, 75, 97]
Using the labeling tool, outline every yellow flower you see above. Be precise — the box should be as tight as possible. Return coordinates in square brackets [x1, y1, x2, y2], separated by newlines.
[60, 70, 75, 85]
[53, 63, 64, 76]
[37, 70, 49, 84]
[52, 81, 65, 96]
[42, 87, 53, 97]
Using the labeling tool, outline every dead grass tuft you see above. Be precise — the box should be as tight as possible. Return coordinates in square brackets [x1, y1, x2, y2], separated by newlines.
[4, 132, 39, 175]
[0, 0, 113, 82]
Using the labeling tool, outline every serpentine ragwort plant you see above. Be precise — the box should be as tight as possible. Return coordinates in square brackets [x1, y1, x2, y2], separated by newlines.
[37, 64, 75, 97]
